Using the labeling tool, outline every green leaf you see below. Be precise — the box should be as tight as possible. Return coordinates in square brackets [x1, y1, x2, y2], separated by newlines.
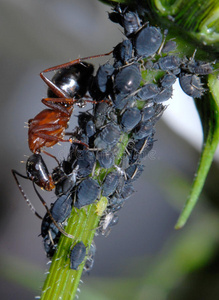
[175, 69, 219, 228]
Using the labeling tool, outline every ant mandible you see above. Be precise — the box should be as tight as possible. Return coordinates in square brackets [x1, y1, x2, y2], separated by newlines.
[28, 51, 113, 156]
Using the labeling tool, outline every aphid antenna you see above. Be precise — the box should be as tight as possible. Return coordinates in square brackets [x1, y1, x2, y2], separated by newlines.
[133, 20, 149, 36]
[125, 147, 131, 156]
[191, 49, 197, 61]
[33, 182, 75, 239]
[157, 30, 167, 55]
[91, 161, 97, 177]
[130, 166, 139, 180]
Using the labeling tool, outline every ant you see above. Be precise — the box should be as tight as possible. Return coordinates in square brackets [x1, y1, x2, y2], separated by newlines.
[28, 51, 113, 157]
[12, 51, 113, 240]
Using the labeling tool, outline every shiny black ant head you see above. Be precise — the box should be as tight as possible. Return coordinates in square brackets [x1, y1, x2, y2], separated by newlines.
[26, 154, 55, 191]
[48, 62, 94, 99]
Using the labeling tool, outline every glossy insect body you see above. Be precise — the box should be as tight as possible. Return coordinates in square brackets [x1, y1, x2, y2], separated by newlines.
[47, 63, 94, 99]
[70, 241, 86, 270]
[109, 5, 141, 37]
[75, 178, 101, 209]
[134, 25, 163, 58]
[113, 63, 141, 95]
[51, 193, 72, 223]
[89, 62, 115, 100]
[26, 153, 55, 191]
[136, 83, 160, 101]
[120, 107, 141, 132]
[94, 123, 121, 150]
[153, 86, 173, 103]
[160, 74, 177, 88]
[12, 154, 55, 219]
[41, 212, 60, 258]
[113, 39, 133, 66]
[179, 73, 205, 98]
[102, 171, 120, 197]
[161, 40, 177, 53]
[28, 52, 112, 155]
[125, 164, 144, 182]
[28, 62, 94, 154]
[158, 55, 181, 71]
[28, 106, 73, 154]
[96, 150, 115, 169]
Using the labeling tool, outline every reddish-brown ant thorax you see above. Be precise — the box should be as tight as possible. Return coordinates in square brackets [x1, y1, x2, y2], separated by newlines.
[28, 107, 73, 153]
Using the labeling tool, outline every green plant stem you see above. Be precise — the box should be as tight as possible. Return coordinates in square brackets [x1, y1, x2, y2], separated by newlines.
[40, 133, 129, 299]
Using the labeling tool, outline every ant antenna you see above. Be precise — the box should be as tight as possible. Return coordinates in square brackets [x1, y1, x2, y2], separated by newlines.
[11, 169, 42, 219]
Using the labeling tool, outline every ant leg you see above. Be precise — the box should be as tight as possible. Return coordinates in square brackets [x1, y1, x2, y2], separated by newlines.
[41, 50, 113, 74]
[41, 98, 78, 115]
[40, 75, 69, 98]
[32, 130, 88, 148]
[33, 182, 74, 239]
[39, 50, 113, 98]
[84, 99, 112, 106]
[41, 150, 60, 165]
[11, 169, 43, 219]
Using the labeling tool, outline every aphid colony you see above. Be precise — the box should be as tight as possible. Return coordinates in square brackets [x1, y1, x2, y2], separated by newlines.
[12, 5, 214, 273]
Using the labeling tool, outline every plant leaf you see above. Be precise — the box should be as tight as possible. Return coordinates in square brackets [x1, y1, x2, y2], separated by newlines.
[175, 70, 219, 228]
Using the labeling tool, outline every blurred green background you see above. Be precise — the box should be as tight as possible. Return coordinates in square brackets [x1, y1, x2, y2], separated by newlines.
[0, 0, 219, 299]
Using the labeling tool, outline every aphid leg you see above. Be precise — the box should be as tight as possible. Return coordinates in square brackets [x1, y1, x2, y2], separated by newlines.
[48, 229, 55, 245]
[11, 169, 42, 219]
[33, 182, 75, 239]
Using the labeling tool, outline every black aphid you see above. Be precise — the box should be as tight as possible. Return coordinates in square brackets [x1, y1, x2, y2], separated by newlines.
[113, 39, 133, 66]
[94, 123, 121, 150]
[113, 63, 141, 95]
[102, 171, 120, 197]
[179, 73, 205, 98]
[125, 164, 144, 182]
[70, 149, 96, 178]
[51, 193, 72, 223]
[75, 178, 101, 209]
[160, 74, 176, 88]
[134, 25, 163, 58]
[83, 242, 96, 273]
[153, 86, 173, 103]
[158, 55, 181, 71]
[161, 40, 177, 53]
[120, 107, 141, 132]
[136, 83, 160, 101]
[96, 150, 115, 169]
[70, 241, 86, 270]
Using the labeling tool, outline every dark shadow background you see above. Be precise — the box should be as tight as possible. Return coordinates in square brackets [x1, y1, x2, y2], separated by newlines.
[0, 0, 218, 299]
